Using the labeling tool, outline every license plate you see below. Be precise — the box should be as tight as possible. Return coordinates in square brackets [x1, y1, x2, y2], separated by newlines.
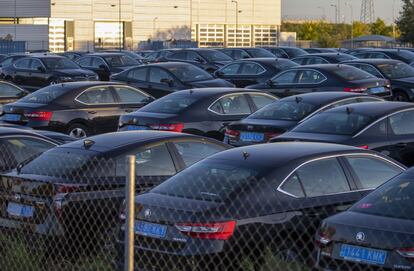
[340, 244, 387, 265]
[3, 114, 21, 122]
[126, 125, 148, 131]
[7, 202, 34, 218]
[135, 221, 167, 239]
[240, 132, 264, 142]
[368, 87, 386, 94]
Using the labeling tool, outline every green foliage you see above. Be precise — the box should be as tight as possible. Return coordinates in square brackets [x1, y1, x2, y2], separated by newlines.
[396, 0, 414, 43]
[370, 18, 393, 36]
[352, 21, 370, 38]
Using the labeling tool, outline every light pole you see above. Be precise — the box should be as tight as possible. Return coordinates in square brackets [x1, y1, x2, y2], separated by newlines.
[231, 0, 238, 47]
[152, 17, 158, 40]
[392, 0, 396, 40]
[110, 2, 122, 50]
[345, 2, 353, 48]
[331, 4, 338, 24]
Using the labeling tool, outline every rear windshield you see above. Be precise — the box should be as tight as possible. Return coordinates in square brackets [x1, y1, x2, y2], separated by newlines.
[271, 60, 299, 70]
[398, 50, 414, 62]
[166, 65, 213, 83]
[284, 47, 308, 57]
[333, 66, 374, 81]
[335, 54, 357, 62]
[293, 112, 373, 136]
[152, 159, 260, 202]
[249, 101, 315, 121]
[140, 95, 198, 114]
[19, 85, 69, 104]
[198, 50, 233, 62]
[245, 48, 275, 58]
[103, 55, 138, 67]
[350, 174, 413, 220]
[377, 62, 414, 79]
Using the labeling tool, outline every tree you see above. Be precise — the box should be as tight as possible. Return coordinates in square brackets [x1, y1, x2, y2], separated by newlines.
[352, 21, 370, 38]
[370, 18, 392, 36]
[396, 0, 414, 43]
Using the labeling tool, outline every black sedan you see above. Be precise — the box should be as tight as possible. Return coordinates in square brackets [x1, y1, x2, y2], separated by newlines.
[0, 131, 230, 251]
[2, 55, 98, 91]
[0, 127, 59, 173]
[118, 88, 277, 140]
[214, 58, 298, 88]
[110, 62, 234, 98]
[0, 54, 28, 79]
[272, 102, 414, 167]
[218, 47, 276, 60]
[76, 52, 141, 81]
[113, 142, 405, 270]
[161, 48, 233, 73]
[343, 59, 414, 102]
[1, 82, 154, 138]
[354, 49, 414, 65]
[0, 81, 29, 108]
[316, 168, 414, 271]
[261, 46, 308, 59]
[225, 92, 383, 146]
[292, 53, 357, 65]
[246, 64, 392, 98]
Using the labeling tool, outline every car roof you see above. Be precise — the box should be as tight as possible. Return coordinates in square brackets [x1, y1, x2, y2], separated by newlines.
[324, 101, 414, 118]
[37, 81, 126, 91]
[280, 92, 380, 106]
[204, 142, 366, 169]
[342, 59, 402, 65]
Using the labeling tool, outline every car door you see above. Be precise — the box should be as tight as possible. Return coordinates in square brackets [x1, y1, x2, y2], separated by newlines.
[0, 82, 26, 105]
[386, 110, 414, 167]
[147, 67, 176, 98]
[246, 93, 277, 111]
[28, 59, 49, 87]
[289, 69, 327, 95]
[122, 67, 150, 92]
[91, 57, 111, 81]
[215, 63, 242, 85]
[75, 86, 123, 134]
[267, 70, 300, 97]
[235, 62, 266, 87]
[12, 58, 32, 86]
[112, 85, 152, 114]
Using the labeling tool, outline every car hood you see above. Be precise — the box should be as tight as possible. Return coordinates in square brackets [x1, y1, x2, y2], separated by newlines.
[189, 78, 235, 88]
[271, 131, 351, 143]
[52, 69, 96, 77]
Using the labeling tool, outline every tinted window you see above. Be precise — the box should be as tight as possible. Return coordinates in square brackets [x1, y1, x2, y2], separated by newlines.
[284, 47, 308, 58]
[0, 57, 15, 67]
[174, 141, 225, 167]
[77, 57, 91, 67]
[377, 62, 414, 79]
[14, 58, 31, 69]
[281, 174, 305, 197]
[30, 59, 43, 70]
[297, 70, 325, 84]
[335, 54, 357, 62]
[233, 49, 250, 60]
[114, 86, 149, 103]
[249, 101, 315, 121]
[269, 49, 288, 58]
[296, 158, 350, 197]
[271, 59, 299, 70]
[77, 87, 115, 104]
[389, 110, 414, 135]
[149, 68, 174, 84]
[141, 95, 198, 114]
[370, 52, 389, 59]
[186, 51, 200, 61]
[127, 68, 147, 81]
[146, 52, 159, 61]
[166, 65, 212, 82]
[273, 71, 297, 84]
[294, 112, 373, 135]
[91, 57, 105, 68]
[308, 57, 328, 65]
[131, 144, 176, 177]
[346, 156, 403, 189]
[169, 51, 187, 60]
[103, 55, 138, 67]
[19, 85, 69, 104]
[42, 58, 79, 70]
[210, 94, 251, 115]
[198, 50, 233, 62]
[351, 64, 383, 78]
[249, 94, 276, 109]
[292, 58, 306, 65]
[245, 48, 275, 58]
[220, 63, 241, 75]
[0, 82, 23, 97]
[332, 66, 374, 81]
[240, 63, 265, 75]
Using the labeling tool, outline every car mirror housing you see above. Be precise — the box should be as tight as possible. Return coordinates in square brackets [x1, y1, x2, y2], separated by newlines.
[160, 78, 174, 87]
[266, 79, 275, 86]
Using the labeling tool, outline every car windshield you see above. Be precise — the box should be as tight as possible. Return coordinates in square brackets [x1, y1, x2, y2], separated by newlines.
[293, 111, 373, 136]
[198, 50, 233, 62]
[140, 95, 198, 114]
[333, 66, 374, 81]
[249, 101, 316, 121]
[152, 159, 261, 202]
[42, 58, 80, 70]
[377, 62, 414, 79]
[103, 55, 138, 67]
[335, 54, 357, 61]
[166, 65, 213, 82]
[284, 47, 308, 57]
[350, 174, 414, 220]
[19, 85, 69, 104]
[245, 48, 275, 58]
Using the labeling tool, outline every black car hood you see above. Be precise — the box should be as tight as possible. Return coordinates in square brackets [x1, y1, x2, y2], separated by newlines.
[189, 78, 235, 88]
[271, 131, 351, 143]
[52, 69, 95, 77]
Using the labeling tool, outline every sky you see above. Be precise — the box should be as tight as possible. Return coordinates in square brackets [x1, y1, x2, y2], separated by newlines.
[282, 0, 403, 24]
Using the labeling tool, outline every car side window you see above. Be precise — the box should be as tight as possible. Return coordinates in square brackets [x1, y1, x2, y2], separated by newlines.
[357, 64, 383, 78]
[308, 57, 328, 65]
[149, 68, 174, 84]
[239, 63, 265, 75]
[210, 94, 251, 115]
[127, 68, 147, 81]
[169, 51, 187, 60]
[186, 51, 200, 62]
[273, 71, 298, 84]
[77, 87, 116, 104]
[389, 110, 414, 135]
[272, 49, 288, 58]
[114, 86, 149, 103]
[293, 158, 350, 197]
[249, 94, 276, 109]
[234, 50, 250, 60]
[30, 59, 43, 71]
[91, 57, 105, 68]
[77, 57, 91, 67]
[292, 58, 306, 65]
[297, 70, 325, 84]
[370, 53, 389, 59]
[280, 173, 305, 197]
[14, 58, 31, 69]
[220, 63, 241, 75]
[0, 83, 23, 97]
[346, 156, 403, 189]
[173, 141, 225, 167]
[0, 57, 14, 67]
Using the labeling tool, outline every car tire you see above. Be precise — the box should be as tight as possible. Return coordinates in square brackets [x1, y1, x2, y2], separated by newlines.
[67, 123, 90, 139]
[393, 91, 410, 102]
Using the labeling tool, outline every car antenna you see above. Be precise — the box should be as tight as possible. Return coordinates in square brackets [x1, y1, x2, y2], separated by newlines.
[346, 107, 353, 114]
[242, 151, 250, 160]
[83, 139, 95, 149]
[295, 96, 302, 103]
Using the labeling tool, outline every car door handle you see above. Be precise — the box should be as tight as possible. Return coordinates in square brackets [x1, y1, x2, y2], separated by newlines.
[395, 142, 408, 148]
[88, 111, 97, 114]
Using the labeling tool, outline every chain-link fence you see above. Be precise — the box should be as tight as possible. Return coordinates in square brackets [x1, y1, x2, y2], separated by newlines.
[0, 142, 409, 271]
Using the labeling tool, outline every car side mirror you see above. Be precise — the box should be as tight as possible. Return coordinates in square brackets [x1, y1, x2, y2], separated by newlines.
[266, 79, 275, 86]
[37, 66, 46, 73]
[160, 78, 174, 87]
[194, 57, 204, 63]
[215, 71, 224, 78]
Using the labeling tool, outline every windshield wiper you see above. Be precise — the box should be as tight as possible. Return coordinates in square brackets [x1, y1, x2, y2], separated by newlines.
[16, 153, 42, 175]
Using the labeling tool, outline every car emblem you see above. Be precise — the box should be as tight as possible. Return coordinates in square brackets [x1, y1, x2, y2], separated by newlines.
[376, 82, 379, 86]
[356, 232, 365, 242]
[14, 194, 21, 201]
[144, 208, 152, 218]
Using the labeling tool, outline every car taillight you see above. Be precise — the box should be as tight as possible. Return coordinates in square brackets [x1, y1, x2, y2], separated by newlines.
[150, 123, 184, 132]
[397, 248, 414, 258]
[225, 128, 240, 138]
[53, 184, 79, 222]
[24, 111, 53, 121]
[358, 145, 369, 149]
[344, 87, 368, 93]
[315, 225, 335, 247]
[175, 221, 236, 240]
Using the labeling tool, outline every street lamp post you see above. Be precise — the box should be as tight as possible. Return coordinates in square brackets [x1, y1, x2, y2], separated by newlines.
[345, 2, 353, 48]
[153, 17, 158, 40]
[317, 6, 326, 21]
[231, 0, 238, 47]
[331, 4, 338, 24]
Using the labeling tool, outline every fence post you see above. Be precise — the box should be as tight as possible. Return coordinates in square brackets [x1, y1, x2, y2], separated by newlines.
[124, 155, 136, 271]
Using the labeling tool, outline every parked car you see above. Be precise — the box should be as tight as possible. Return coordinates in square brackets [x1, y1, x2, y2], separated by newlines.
[292, 53, 357, 65]
[218, 47, 276, 60]
[0, 131, 230, 251]
[118, 88, 277, 140]
[110, 62, 235, 98]
[0, 81, 29, 108]
[246, 64, 392, 98]
[76, 52, 141, 81]
[261, 46, 308, 59]
[113, 142, 405, 270]
[0, 54, 32, 79]
[2, 55, 98, 91]
[354, 49, 414, 65]
[316, 168, 414, 271]
[343, 59, 414, 102]
[161, 48, 233, 73]
[303, 48, 338, 54]
[0, 127, 59, 173]
[272, 102, 414, 167]
[0, 54, 6, 61]
[58, 51, 89, 61]
[225, 92, 383, 146]
[1, 82, 154, 138]
[214, 58, 298, 88]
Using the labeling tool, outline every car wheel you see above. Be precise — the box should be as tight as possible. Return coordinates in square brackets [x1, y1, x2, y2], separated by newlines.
[393, 91, 410, 102]
[67, 123, 89, 139]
